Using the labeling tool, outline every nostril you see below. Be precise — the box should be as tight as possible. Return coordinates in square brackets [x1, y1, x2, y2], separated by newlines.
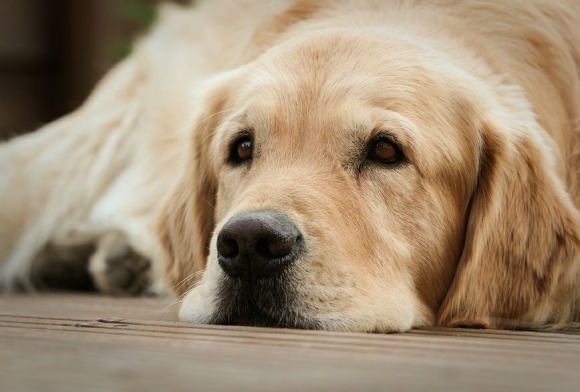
[255, 235, 297, 259]
[268, 239, 289, 258]
[218, 237, 239, 258]
[255, 238, 293, 259]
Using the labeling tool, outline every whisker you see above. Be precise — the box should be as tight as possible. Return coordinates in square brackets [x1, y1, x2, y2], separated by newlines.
[172, 269, 206, 294]
[198, 108, 238, 126]
[159, 279, 206, 314]
[202, 198, 216, 211]
[160, 292, 188, 313]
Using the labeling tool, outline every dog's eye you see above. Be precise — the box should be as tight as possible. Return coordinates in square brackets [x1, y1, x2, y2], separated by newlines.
[368, 139, 401, 164]
[232, 137, 253, 163]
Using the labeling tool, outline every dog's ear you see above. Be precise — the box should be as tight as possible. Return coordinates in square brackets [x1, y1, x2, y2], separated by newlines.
[437, 119, 580, 328]
[157, 74, 237, 296]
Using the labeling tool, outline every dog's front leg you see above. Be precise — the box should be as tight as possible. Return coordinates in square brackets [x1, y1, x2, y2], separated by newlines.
[0, 58, 148, 292]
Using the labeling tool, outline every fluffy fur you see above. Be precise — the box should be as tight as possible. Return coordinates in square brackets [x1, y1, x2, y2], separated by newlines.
[1, 0, 580, 332]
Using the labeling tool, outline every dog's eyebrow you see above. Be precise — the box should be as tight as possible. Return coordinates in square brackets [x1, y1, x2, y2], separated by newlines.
[221, 111, 248, 127]
[323, 107, 417, 171]
[349, 111, 418, 154]
[216, 111, 255, 140]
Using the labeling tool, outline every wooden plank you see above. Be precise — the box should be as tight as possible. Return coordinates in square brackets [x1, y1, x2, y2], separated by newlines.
[0, 294, 578, 392]
[0, 293, 179, 321]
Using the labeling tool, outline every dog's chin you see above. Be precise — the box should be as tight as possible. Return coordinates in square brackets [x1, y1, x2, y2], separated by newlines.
[208, 307, 320, 330]
[180, 273, 321, 330]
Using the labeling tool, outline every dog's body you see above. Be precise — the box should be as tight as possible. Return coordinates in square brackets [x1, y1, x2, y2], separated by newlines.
[1, 0, 580, 332]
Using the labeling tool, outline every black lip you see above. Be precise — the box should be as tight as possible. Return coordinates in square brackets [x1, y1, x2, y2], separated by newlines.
[209, 272, 320, 329]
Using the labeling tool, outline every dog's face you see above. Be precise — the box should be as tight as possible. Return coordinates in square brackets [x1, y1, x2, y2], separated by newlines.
[160, 30, 580, 332]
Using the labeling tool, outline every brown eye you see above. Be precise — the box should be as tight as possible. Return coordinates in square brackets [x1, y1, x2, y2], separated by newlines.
[368, 139, 401, 164]
[233, 137, 253, 163]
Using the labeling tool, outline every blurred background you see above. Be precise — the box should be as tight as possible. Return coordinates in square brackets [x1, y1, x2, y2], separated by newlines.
[0, 0, 169, 140]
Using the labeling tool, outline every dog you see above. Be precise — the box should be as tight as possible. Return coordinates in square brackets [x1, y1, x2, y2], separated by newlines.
[1, 0, 580, 332]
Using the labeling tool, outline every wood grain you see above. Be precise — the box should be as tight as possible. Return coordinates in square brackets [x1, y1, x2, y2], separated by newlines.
[1, 294, 578, 392]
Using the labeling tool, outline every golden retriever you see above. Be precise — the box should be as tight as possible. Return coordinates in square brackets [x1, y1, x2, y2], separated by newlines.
[1, 0, 580, 332]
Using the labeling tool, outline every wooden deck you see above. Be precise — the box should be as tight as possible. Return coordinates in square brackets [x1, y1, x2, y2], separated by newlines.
[1, 294, 578, 392]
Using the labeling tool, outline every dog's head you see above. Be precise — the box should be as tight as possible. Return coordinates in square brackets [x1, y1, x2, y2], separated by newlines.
[159, 30, 580, 332]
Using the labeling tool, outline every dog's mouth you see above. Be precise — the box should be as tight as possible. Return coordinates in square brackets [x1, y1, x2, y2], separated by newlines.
[208, 273, 321, 329]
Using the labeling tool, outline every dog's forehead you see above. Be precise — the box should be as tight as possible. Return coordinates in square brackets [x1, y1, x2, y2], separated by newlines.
[235, 32, 470, 126]
[217, 30, 483, 178]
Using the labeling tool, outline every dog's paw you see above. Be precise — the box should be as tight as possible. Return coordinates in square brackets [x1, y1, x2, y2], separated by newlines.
[89, 235, 152, 296]
[1, 243, 96, 293]
[0, 272, 34, 293]
[32, 243, 97, 291]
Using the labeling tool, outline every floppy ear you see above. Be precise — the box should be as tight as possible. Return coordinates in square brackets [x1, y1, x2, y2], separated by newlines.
[157, 75, 235, 296]
[437, 121, 580, 328]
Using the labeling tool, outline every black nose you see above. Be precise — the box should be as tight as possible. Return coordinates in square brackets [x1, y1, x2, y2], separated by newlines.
[217, 211, 302, 280]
